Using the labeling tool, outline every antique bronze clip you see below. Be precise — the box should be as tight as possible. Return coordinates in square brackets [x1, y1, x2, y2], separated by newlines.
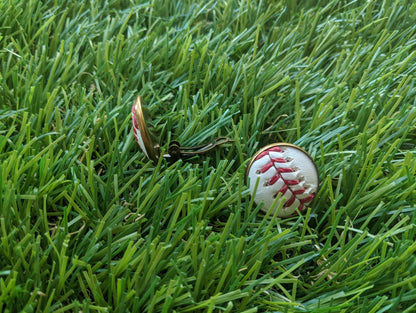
[131, 96, 233, 162]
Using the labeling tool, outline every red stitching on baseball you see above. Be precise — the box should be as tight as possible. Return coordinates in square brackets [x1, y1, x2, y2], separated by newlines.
[261, 162, 274, 173]
[300, 194, 314, 203]
[286, 180, 300, 185]
[256, 146, 282, 160]
[269, 174, 280, 185]
[275, 167, 293, 173]
[261, 157, 287, 173]
[259, 147, 314, 209]
[278, 185, 288, 195]
[270, 157, 287, 163]
[293, 188, 306, 195]
[285, 194, 296, 206]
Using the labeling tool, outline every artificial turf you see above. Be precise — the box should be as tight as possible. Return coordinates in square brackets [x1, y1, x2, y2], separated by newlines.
[1, 0, 416, 312]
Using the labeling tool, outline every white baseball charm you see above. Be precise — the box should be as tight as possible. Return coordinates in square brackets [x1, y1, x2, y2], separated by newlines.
[247, 143, 319, 218]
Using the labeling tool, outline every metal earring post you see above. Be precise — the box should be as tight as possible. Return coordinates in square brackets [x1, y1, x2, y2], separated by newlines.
[163, 137, 235, 160]
[132, 95, 234, 162]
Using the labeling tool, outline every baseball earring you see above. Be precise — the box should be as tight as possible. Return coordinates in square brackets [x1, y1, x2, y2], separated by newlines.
[132, 95, 318, 217]
[246, 143, 319, 218]
[131, 95, 233, 162]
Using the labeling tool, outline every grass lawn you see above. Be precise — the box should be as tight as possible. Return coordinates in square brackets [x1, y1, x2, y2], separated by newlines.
[1, 0, 416, 312]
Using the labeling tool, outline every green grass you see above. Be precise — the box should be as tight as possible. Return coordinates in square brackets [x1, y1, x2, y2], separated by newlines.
[1, 0, 416, 312]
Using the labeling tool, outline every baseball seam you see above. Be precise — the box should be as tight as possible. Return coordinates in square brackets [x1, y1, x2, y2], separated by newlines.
[255, 146, 314, 212]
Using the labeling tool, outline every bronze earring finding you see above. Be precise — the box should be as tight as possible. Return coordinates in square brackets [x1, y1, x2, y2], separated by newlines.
[131, 95, 233, 162]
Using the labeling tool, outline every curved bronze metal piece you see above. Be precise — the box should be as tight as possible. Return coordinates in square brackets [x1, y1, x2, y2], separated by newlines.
[132, 95, 234, 162]
[164, 137, 234, 160]
[131, 96, 160, 162]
